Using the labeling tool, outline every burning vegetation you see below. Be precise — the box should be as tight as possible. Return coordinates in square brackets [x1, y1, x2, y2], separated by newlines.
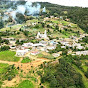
[0, 0, 46, 25]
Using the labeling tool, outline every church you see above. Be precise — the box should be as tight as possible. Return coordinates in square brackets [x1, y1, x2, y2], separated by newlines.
[36, 30, 49, 39]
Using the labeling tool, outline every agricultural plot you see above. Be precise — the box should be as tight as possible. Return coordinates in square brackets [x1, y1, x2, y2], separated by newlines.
[21, 57, 31, 63]
[0, 51, 20, 62]
[16, 80, 34, 88]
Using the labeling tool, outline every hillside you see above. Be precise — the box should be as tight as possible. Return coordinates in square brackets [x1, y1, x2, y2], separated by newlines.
[0, 1, 88, 88]
[40, 2, 88, 32]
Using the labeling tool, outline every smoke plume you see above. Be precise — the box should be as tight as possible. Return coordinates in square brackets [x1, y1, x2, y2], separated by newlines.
[2, 1, 46, 23]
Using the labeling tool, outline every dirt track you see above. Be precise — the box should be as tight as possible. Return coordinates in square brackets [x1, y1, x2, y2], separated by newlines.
[0, 57, 50, 87]
[0, 58, 50, 73]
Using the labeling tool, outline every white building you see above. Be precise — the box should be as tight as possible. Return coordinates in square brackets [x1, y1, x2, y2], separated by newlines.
[46, 46, 56, 50]
[49, 40, 58, 46]
[16, 49, 30, 57]
[72, 43, 84, 49]
[39, 41, 48, 46]
[22, 42, 33, 48]
[52, 51, 62, 57]
[33, 43, 45, 47]
[30, 51, 39, 55]
[75, 51, 88, 56]
[61, 46, 66, 49]
[36, 30, 48, 39]
[52, 53, 60, 57]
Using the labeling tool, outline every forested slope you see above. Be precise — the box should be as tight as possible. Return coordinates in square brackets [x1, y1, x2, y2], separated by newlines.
[40, 2, 88, 32]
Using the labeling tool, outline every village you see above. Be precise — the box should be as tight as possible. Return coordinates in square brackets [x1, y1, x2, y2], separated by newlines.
[0, 1, 88, 88]
[0, 28, 88, 59]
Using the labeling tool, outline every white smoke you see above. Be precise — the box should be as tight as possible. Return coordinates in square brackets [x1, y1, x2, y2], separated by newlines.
[4, 1, 46, 21]
[3, 15, 9, 21]
[7, 8, 13, 12]
[25, 2, 41, 15]
[10, 1, 41, 19]
[25, 1, 32, 6]
[17, 5, 26, 15]
[10, 11, 17, 20]
[42, 7, 46, 12]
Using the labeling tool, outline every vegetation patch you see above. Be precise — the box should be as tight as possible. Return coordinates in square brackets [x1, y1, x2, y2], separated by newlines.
[40, 58, 84, 88]
[21, 57, 31, 63]
[0, 63, 18, 81]
[16, 80, 34, 88]
[0, 51, 20, 62]
[37, 53, 55, 59]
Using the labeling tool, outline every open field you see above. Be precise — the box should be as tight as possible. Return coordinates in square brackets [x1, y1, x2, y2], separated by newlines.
[0, 63, 9, 87]
[21, 57, 31, 63]
[81, 60, 88, 72]
[16, 80, 34, 88]
[0, 51, 20, 62]
[0, 63, 9, 74]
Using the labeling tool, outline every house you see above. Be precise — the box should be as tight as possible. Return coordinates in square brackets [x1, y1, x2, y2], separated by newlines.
[61, 46, 66, 49]
[46, 46, 56, 50]
[72, 43, 84, 49]
[76, 46, 84, 50]
[75, 51, 88, 56]
[49, 40, 58, 46]
[44, 17, 49, 21]
[37, 46, 47, 51]
[30, 51, 39, 55]
[39, 40, 48, 46]
[22, 42, 33, 48]
[32, 22, 37, 26]
[52, 51, 62, 57]
[33, 43, 45, 47]
[16, 49, 30, 56]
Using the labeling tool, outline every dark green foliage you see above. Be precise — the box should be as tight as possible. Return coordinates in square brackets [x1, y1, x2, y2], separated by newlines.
[79, 36, 88, 44]
[0, 37, 9, 44]
[0, 81, 2, 88]
[16, 39, 24, 45]
[0, 46, 10, 51]
[62, 49, 68, 55]
[16, 12, 26, 24]
[23, 30, 29, 37]
[49, 44, 65, 54]
[40, 2, 88, 32]
[0, 30, 18, 36]
[0, 65, 18, 81]
[85, 62, 88, 66]
[0, 21, 4, 29]
[85, 69, 88, 78]
[41, 58, 84, 88]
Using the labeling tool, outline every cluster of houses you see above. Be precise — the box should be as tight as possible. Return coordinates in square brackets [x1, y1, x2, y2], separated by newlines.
[1, 29, 88, 57]
[59, 37, 85, 50]
[59, 34, 88, 56]
[75, 51, 88, 56]
[16, 30, 58, 57]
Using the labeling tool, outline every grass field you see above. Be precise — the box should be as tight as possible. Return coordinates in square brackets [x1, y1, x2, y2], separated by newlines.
[16, 80, 34, 88]
[80, 60, 88, 72]
[0, 63, 9, 74]
[82, 65, 88, 72]
[21, 57, 31, 63]
[37, 53, 55, 59]
[0, 63, 5, 87]
[0, 51, 20, 62]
